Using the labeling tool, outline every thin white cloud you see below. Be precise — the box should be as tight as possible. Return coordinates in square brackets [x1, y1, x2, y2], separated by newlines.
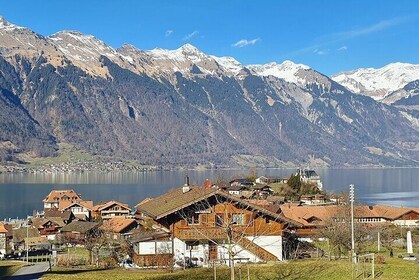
[165, 30, 173, 37]
[285, 15, 415, 58]
[314, 49, 329, 55]
[183, 30, 199, 41]
[330, 16, 411, 41]
[337, 46, 348, 51]
[232, 38, 260, 48]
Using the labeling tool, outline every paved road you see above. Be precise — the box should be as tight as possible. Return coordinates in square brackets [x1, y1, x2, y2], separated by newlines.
[9, 263, 50, 280]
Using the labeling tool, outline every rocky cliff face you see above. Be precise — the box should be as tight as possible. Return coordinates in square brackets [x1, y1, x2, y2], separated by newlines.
[0, 17, 418, 167]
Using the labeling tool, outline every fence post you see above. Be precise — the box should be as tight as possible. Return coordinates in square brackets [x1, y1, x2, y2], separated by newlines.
[372, 254, 374, 279]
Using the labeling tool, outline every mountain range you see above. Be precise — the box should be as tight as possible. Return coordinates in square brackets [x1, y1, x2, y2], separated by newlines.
[0, 17, 418, 168]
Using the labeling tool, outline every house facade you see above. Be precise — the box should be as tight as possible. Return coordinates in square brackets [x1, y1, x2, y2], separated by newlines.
[60, 201, 93, 221]
[43, 190, 83, 209]
[0, 222, 10, 258]
[136, 186, 301, 266]
[296, 169, 323, 191]
[101, 217, 139, 240]
[30, 217, 66, 240]
[93, 201, 132, 220]
[256, 176, 288, 185]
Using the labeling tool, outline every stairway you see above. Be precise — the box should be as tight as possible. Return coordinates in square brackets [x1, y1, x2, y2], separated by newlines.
[233, 235, 278, 262]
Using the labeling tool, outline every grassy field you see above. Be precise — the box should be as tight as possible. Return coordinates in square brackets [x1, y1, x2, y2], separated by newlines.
[41, 257, 419, 280]
[0, 260, 27, 278]
[23, 143, 94, 168]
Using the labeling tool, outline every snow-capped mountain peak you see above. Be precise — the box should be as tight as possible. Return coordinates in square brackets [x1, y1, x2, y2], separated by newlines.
[248, 60, 311, 85]
[0, 16, 25, 31]
[178, 43, 201, 54]
[49, 30, 119, 61]
[332, 62, 419, 100]
[211, 56, 243, 74]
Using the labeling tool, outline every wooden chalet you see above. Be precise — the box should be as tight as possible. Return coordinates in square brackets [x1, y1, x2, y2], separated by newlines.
[136, 185, 302, 264]
[30, 217, 66, 238]
[59, 221, 99, 242]
[93, 200, 132, 220]
[101, 217, 139, 240]
[59, 200, 93, 221]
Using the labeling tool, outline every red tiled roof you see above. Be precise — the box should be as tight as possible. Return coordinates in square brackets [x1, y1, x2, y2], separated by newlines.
[43, 189, 82, 203]
[101, 217, 137, 233]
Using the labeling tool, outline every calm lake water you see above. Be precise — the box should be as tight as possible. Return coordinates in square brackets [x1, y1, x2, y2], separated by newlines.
[0, 168, 418, 220]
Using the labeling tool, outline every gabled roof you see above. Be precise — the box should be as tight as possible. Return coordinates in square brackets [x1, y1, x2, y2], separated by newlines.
[43, 189, 82, 203]
[280, 204, 339, 227]
[101, 217, 137, 233]
[136, 186, 302, 227]
[59, 200, 93, 211]
[94, 201, 131, 212]
[30, 217, 66, 228]
[60, 221, 98, 233]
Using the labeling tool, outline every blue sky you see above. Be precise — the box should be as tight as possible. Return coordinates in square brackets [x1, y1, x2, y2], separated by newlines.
[2, 0, 419, 75]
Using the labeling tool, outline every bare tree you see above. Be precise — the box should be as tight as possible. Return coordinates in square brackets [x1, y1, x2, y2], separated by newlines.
[318, 205, 369, 259]
[175, 190, 291, 280]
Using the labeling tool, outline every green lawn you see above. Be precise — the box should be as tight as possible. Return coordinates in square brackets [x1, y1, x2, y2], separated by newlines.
[25, 143, 94, 168]
[0, 260, 27, 278]
[41, 257, 419, 280]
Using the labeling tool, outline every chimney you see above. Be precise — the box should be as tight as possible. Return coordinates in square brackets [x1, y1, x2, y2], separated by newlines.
[183, 175, 190, 193]
[204, 179, 212, 189]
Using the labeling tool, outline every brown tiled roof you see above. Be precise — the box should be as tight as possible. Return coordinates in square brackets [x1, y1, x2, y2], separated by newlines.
[356, 205, 419, 220]
[95, 201, 131, 212]
[280, 204, 419, 227]
[74, 214, 88, 221]
[13, 227, 40, 243]
[43, 189, 82, 203]
[59, 200, 93, 211]
[60, 221, 98, 233]
[280, 204, 340, 227]
[44, 209, 74, 221]
[101, 217, 137, 233]
[30, 217, 66, 228]
[136, 186, 302, 227]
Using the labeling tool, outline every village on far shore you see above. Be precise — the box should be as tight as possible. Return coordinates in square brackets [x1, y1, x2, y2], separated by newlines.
[0, 169, 418, 270]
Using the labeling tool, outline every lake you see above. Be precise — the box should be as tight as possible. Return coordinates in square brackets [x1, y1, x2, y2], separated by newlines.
[0, 168, 418, 220]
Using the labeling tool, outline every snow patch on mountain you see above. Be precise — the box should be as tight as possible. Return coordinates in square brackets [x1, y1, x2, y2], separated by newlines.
[211, 56, 243, 74]
[49, 31, 119, 62]
[332, 62, 419, 100]
[0, 16, 25, 31]
[248, 60, 310, 85]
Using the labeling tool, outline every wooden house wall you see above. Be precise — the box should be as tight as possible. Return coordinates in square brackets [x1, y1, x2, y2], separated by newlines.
[168, 202, 284, 240]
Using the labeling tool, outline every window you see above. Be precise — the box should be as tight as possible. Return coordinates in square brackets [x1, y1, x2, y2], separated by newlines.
[187, 212, 200, 225]
[216, 214, 224, 227]
[232, 213, 244, 225]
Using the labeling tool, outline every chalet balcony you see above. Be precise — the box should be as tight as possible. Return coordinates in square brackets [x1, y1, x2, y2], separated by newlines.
[174, 227, 228, 241]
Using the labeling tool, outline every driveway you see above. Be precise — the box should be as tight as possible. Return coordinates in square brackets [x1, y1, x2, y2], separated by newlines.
[9, 263, 50, 280]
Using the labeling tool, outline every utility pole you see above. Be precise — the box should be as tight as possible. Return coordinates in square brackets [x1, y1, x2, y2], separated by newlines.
[349, 184, 355, 264]
[26, 217, 29, 264]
